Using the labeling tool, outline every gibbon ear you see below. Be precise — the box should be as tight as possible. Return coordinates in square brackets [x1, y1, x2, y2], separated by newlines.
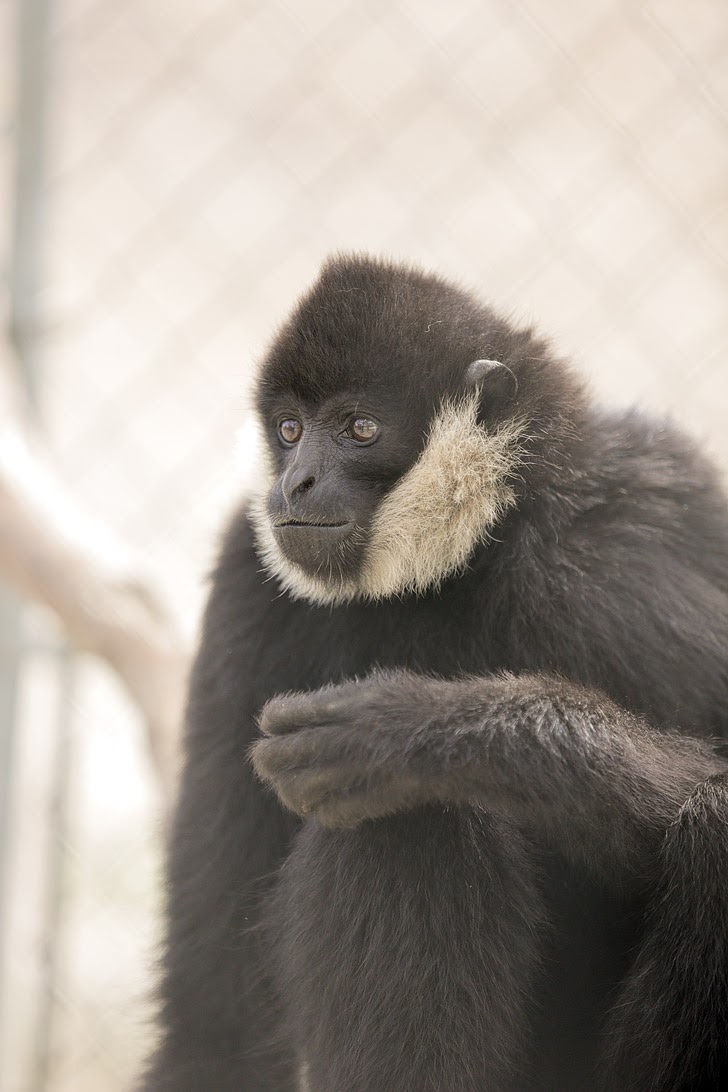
[466, 359, 519, 416]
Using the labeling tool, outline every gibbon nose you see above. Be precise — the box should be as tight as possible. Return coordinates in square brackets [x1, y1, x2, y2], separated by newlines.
[281, 466, 316, 506]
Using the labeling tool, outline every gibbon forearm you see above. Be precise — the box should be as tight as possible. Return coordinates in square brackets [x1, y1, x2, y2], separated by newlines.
[254, 671, 725, 888]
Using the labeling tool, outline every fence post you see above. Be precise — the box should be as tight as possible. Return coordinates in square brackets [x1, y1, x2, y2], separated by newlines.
[1, 0, 53, 1087]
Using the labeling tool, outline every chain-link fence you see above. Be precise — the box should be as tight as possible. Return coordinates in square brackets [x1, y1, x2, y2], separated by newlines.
[1, 1, 727, 1089]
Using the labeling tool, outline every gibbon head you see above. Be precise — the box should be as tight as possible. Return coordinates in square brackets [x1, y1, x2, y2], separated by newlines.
[250, 253, 582, 606]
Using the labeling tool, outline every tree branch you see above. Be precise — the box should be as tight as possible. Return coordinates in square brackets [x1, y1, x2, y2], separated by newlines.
[0, 343, 189, 806]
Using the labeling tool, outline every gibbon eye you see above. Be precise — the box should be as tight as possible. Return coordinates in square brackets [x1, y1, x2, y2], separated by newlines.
[278, 419, 302, 444]
[349, 417, 379, 443]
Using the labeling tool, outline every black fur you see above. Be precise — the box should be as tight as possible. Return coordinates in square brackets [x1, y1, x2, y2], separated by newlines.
[142, 255, 728, 1091]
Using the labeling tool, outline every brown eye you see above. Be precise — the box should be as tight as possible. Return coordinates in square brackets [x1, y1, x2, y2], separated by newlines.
[278, 419, 302, 444]
[349, 417, 379, 443]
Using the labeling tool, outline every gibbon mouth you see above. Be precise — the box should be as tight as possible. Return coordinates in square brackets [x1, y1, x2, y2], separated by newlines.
[272, 519, 360, 577]
[273, 519, 352, 529]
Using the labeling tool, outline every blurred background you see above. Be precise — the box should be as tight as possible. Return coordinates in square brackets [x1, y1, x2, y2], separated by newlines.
[0, 1, 726, 1089]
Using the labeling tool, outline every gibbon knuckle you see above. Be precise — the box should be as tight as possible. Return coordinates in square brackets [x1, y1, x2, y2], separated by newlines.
[249, 738, 278, 781]
[257, 693, 294, 736]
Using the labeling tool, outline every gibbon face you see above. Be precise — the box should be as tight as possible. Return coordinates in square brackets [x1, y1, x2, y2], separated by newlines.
[250, 254, 552, 605]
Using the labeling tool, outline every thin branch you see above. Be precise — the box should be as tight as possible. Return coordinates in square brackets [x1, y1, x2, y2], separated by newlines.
[0, 345, 189, 805]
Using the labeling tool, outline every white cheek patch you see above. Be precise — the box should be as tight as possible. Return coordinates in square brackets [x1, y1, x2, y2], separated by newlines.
[248, 393, 525, 606]
[359, 393, 524, 599]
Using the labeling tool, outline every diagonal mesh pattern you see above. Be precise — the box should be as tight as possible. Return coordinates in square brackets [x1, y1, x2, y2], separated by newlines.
[1, 1, 727, 1089]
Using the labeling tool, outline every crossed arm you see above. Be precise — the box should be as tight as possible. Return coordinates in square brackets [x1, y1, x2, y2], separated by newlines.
[251, 670, 726, 889]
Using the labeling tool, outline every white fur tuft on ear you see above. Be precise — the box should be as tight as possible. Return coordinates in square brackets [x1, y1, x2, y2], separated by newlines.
[248, 393, 525, 606]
